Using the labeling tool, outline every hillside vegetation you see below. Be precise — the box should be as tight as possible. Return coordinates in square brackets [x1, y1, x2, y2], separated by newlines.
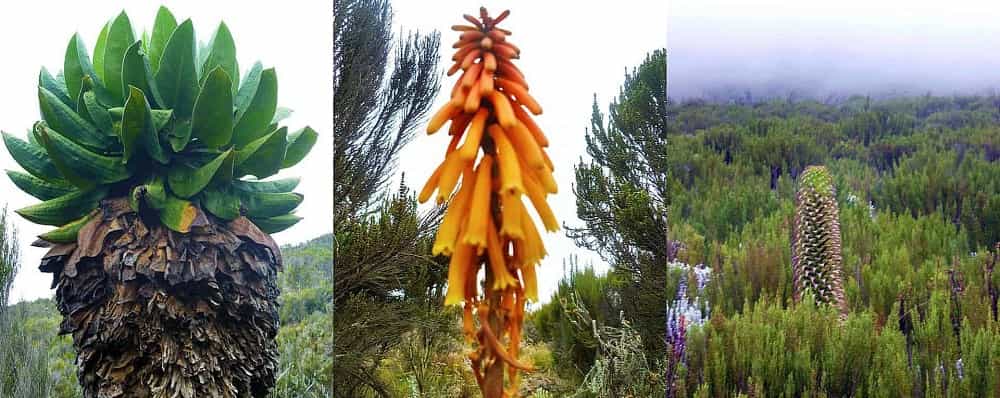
[665, 94, 1000, 396]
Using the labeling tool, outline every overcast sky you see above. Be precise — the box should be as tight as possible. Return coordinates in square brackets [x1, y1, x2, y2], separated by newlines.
[391, 0, 667, 303]
[0, 1, 332, 303]
[669, 0, 1000, 100]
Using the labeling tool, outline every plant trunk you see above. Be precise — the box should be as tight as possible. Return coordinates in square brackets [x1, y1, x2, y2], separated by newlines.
[37, 198, 282, 398]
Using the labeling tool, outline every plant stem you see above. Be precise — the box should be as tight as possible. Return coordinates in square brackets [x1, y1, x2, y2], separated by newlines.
[484, 266, 504, 397]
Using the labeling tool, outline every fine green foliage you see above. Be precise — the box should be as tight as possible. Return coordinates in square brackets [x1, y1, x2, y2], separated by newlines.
[791, 166, 847, 314]
[4, 6, 317, 239]
[666, 94, 1000, 396]
[569, 49, 668, 357]
[0, 207, 78, 398]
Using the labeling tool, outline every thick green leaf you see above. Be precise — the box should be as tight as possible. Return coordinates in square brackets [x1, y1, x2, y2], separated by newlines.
[201, 186, 240, 220]
[167, 149, 232, 198]
[158, 194, 201, 233]
[168, 119, 193, 152]
[83, 91, 114, 133]
[283, 126, 317, 168]
[235, 62, 262, 116]
[15, 187, 107, 226]
[2, 132, 66, 183]
[122, 41, 164, 107]
[241, 191, 303, 218]
[148, 6, 178, 73]
[233, 177, 300, 193]
[93, 22, 110, 82]
[38, 211, 97, 243]
[235, 129, 275, 166]
[191, 67, 234, 148]
[151, 109, 174, 131]
[37, 123, 130, 188]
[271, 107, 292, 124]
[211, 150, 236, 186]
[139, 178, 202, 233]
[201, 22, 239, 91]
[232, 68, 278, 148]
[154, 19, 198, 119]
[121, 86, 168, 164]
[38, 87, 106, 152]
[6, 170, 75, 201]
[39, 68, 73, 108]
[75, 76, 94, 122]
[27, 128, 41, 147]
[141, 176, 167, 207]
[64, 33, 100, 103]
[238, 126, 286, 178]
[250, 214, 302, 234]
[120, 87, 146, 162]
[102, 11, 136, 104]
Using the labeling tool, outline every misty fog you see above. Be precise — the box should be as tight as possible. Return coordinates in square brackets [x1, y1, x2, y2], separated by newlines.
[668, 0, 1000, 101]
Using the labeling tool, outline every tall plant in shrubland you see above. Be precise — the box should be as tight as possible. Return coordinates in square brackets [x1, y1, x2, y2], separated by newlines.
[0, 207, 43, 398]
[420, 8, 558, 395]
[571, 49, 668, 355]
[333, 0, 453, 395]
[791, 166, 847, 316]
[2, 7, 317, 397]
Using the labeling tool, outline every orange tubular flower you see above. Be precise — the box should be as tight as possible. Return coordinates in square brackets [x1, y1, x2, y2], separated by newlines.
[418, 7, 556, 397]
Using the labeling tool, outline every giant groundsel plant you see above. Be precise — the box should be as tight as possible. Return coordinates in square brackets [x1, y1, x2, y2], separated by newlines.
[1, 7, 317, 397]
[791, 165, 847, 316]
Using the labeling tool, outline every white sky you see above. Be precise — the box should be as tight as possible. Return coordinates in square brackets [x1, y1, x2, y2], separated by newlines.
[0, 1, 332, 303]
[668, 0, 1000, 99]
[392, 0, 667, 303]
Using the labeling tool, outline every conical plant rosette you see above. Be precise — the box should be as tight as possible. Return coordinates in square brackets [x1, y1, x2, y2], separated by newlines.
[420, 7, 557, 396]
[791, 165, 847, 318]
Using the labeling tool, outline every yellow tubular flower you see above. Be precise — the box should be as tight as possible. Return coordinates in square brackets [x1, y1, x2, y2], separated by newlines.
[486, 218, 518, 290]
[521, 170, 558, 232]
[537, 165, 558, 194]
[483, 51, 498, 72]
[488, 90, 518, 129]
[506, 121, 547, 172]
[520, 261, 538, 302]
[542, 148, 554, 170]
[444, 241, 476, 305]
[432, 164, 475, 255]
[462, 62, 484, 88]
[479, 69, 495, 95]
[427, 9, 558, 395]
[519, 209, 546, 265]
[418, 161, 445, 203]
[428, 102, 459, 134]
[458, 108, 490, 161]
[511, 103, 549, 147]
[497, 79, 542, 115]
[462, 155, 495, 251]
[499, 191, 524, 240]
[463, 79, 484, 113]
[488, 124, 525, 196]
[435, 153, 467, 204]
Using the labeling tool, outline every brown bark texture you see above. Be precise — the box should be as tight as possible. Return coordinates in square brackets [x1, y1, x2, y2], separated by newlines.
[37, 198, 282, 398]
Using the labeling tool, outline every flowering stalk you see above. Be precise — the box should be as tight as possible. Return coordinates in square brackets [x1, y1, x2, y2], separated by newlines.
[791, 165, 848, 318]
[420, 7, 556, 397]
